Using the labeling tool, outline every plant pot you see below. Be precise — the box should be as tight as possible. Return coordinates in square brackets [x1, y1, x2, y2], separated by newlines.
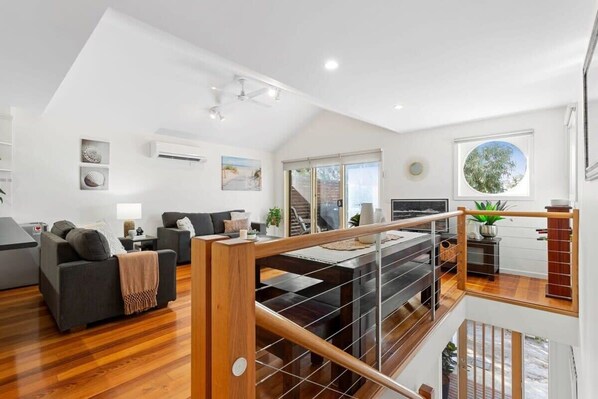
[480, 224, 498, 238]
[267, 226, 282, 237]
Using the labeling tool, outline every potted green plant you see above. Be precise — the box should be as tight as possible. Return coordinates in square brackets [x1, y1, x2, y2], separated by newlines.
[348, 213, 360, 227]
[247, 229, 258, 240]
[266, 206, 282, 228]
[266, 206, 282, 237]
[471, 200, 511, 238]
[442, 342, 458, 399]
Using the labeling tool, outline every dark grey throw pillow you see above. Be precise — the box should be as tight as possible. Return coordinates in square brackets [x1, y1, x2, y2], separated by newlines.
[65, 228, 111, 261]
[50, 220, 76, 239]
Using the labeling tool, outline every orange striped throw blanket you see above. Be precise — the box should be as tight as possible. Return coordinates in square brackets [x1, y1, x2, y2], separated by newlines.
[116, 251, 159, 315]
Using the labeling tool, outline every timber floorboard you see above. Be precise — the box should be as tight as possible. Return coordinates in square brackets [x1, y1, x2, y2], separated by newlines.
[465, 273, 576, 316]
[0, 266, 571, 398]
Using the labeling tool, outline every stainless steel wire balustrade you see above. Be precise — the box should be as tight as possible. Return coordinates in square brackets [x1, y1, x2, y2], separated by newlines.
[255, 222, 461, 398]
[191, 207, 578, 399]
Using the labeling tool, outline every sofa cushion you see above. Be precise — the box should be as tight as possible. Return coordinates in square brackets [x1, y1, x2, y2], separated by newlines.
[187, 213, 214, 236]
[211, 210, 244, 234]
[65, 228, 111, 261]
[162, 212, 188, 228]
[176, 216, 196, 237]
[162, 212, 213, 236]
[224, 218, 249, 233]
[51, 220, 76, 239]
[82, 220, 127, 257]
[231, 212, 251, 229]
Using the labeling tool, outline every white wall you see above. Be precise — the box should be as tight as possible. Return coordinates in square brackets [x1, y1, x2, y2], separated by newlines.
[7, 108, 275, 235]
[276, 108, 569, 277]
[381, 298, 467, 399]
[384, 296, 579, 399]
[549, 341, 574, 399]
[576, 2, 598, 397]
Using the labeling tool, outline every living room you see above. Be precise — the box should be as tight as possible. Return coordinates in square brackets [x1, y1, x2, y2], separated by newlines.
[1, 2, 598, 399]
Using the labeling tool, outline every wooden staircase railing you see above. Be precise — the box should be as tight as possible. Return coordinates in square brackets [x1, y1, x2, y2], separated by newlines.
[255, 210, 464, 259]
[191, 212, 453, 398]
[192, 207, 579, 398]
[256, 302, 429, 398]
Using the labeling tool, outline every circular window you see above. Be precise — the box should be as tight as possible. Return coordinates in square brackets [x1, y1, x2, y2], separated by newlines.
[463, 141, 527, 194]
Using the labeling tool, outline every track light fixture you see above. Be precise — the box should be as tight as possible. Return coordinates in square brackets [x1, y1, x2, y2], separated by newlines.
[209, 107, 225, 121]
[268, 87, 281, 101]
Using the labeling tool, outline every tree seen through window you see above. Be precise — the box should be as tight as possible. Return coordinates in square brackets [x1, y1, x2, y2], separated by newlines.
[463, 141, 527, 194]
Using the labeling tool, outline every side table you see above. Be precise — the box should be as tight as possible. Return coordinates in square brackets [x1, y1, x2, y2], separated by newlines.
[440, 236, 501, 280]
[126, 235, 158, 251]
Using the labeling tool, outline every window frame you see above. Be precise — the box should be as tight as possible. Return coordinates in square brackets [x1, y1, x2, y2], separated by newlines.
[453, 130, 534, 201]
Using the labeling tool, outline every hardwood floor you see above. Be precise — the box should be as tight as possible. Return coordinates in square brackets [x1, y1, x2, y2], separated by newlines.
[465, 273, 577, 316]
[0, 267, 572, 398]
[0, 267, 193, 399]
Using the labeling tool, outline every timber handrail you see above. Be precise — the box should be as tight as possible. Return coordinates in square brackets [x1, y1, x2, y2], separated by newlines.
[256, 302, 426, 399]
[464, 210, 573, 219]
[255, 210, 463, 259]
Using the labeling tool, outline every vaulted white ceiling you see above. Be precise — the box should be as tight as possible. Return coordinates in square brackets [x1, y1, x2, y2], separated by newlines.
[0, 0, 595, 139]
[42, 10, 321, 150]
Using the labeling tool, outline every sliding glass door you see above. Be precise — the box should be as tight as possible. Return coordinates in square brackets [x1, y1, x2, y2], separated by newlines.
[316, 165, 342, 233]
[288, 168, 312, 236]
[285, 151, 382, 236]
[345, 162, 380, 224]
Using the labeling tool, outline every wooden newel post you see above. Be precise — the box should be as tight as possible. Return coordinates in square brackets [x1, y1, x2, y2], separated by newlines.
[191, 236, 256, 399]
[418, 384, 434, 399]
[191, 235, 229, 399]
[571, 209, 580, 313]
[457, 207, 468, 290]
[210, 239, 256, 398]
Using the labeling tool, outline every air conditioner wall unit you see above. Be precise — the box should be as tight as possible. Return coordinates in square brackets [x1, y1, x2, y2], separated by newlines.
[149, 141, 206, 163]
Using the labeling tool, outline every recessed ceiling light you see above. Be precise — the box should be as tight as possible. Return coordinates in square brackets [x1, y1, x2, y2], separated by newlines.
[268, 87, 278, 97]
[324, 59, 339, 71]
[394, 104, 404, 110]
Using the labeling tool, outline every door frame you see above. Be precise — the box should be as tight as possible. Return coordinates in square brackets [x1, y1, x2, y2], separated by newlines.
[284, 159, 383, 236]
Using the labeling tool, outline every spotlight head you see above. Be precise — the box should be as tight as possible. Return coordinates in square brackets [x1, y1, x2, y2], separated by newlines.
[268, 87, 277, 97]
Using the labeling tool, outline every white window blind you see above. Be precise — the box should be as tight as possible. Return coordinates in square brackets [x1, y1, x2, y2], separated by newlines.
[282, 149, 382, 171]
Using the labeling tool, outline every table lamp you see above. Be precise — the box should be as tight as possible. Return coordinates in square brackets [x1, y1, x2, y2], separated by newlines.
[117, 203, 142, 237]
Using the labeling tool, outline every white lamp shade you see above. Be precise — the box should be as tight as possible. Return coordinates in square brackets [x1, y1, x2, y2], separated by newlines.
[117, 203, 142, 220]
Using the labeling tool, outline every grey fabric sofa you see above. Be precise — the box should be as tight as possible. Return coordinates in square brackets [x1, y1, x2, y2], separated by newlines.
[40, 231, 177, 332]
[157, 209, 266, 264]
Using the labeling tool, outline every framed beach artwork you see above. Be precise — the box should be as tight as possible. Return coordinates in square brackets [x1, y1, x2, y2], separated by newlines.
[221, 156, 262, 191]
